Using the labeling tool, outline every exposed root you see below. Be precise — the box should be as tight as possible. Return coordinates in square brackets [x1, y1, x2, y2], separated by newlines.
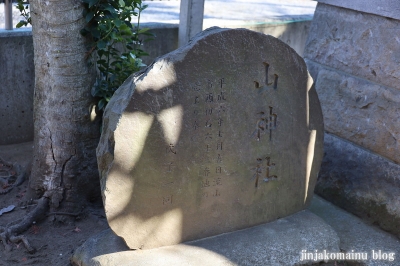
[47, 211, 82, 217]
[0, 195, 49, 253]
[9, 234, 35, 253]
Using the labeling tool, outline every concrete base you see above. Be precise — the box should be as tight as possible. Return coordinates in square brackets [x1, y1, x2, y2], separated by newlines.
[315, 133, 400, 239]
[71, 210, 340, 266]
[309, 196, 400, 266]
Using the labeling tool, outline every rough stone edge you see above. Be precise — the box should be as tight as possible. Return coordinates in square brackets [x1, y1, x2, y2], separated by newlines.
[316, 0, 400, 20]
[316, 133, 400, 238]
[71, 210, 340, 266]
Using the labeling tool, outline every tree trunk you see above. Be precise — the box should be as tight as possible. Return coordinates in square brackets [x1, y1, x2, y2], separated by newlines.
[30, 0, 101, 214]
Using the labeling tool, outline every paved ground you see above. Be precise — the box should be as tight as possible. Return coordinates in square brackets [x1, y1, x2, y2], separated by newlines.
[309, 196, 400, 266]
[140, 0, 317, 28]
[0, 0, 316, 29]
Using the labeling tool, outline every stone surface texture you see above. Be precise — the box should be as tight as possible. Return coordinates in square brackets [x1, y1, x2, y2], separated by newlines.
[305, 4, 400, 91]
[307, 63, 400, 164]
[71, 210, 340, 266]
[304, 2, 400, 236]
[97, 27, 324, 249]
[315, 133, 400, 239]
[317, 0, 400, 20]
[0, 29, 34, 145]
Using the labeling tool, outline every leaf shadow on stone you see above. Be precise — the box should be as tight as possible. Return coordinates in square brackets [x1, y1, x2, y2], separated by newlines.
[98, 28, 325, 257]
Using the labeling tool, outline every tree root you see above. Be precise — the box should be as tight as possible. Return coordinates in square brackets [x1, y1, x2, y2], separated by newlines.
[47, 211, 82, 217]
[0, 195, 49, 253]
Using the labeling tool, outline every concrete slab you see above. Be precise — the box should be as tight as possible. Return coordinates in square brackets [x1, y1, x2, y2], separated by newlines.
[72, 195, 400, 266]
[309, 196, 400, 266]
[71, 210, 340, 266]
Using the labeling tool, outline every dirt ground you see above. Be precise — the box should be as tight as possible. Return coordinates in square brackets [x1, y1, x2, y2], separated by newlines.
[0, 142, 109, 266]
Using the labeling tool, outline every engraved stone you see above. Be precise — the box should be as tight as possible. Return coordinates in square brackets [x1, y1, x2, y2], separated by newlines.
[97, 27, 324, 250]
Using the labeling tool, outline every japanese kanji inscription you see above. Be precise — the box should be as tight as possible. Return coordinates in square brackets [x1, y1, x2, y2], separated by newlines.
[97, 27, 324, 250]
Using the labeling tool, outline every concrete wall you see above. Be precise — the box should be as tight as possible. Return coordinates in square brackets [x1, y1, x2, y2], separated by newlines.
[141, 23, 179, 65]
[0, 20, 311, 145]
[0, 29, 34, 145]
[304, 2, 400, 237]
[142, 21, 311, 64]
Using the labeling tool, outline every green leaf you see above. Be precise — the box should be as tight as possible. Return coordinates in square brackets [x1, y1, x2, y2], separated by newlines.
[91, 28, 101, 39]
[85, 11, 95, 23]
[98, 23, 107, 31]
[16, 21, 26, 28]
[139, 51, 149, 57]
[97, 59, 107, 65]
[97, 40, 107, 49]
[136, 59, 146, 68]
[103, 4, 117, 14]
[81, 0, 152, 115]
[80, 28, 89, 36]
[97, 49, 105, 57]
[118, 24, 129, 31]
[88, 0, 100, 8]
[98, 99, 107, 111]
[91, 85, 100, 97]
[138, 28, 150, 34]
[125, 21, 133, 29]
[114, 19, 122, 27]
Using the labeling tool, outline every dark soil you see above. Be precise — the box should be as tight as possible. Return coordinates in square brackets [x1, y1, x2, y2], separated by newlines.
[0, 142, 109, 266]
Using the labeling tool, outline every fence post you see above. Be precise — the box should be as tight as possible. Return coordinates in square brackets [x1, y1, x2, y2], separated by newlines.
[4, 0, 13, 30]
[179, 0, 205, 47]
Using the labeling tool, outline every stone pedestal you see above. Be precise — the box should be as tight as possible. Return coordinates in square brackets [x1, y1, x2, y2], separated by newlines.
[71, 210, 340, 266]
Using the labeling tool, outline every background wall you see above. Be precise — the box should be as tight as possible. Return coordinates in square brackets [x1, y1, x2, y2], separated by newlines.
[304, 2, 400, 238]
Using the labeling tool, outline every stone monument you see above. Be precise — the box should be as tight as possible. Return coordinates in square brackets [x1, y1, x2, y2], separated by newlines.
[97, 27, 324, 250]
